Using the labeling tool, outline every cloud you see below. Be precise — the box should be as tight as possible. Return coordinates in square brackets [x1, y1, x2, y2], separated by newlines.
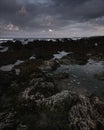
[0, 0, 104, 37]
[17, 6, 28, 16]
[6, 24, 19, 31]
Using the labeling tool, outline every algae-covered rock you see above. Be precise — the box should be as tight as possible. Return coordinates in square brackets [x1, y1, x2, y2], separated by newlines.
[21, 78, 57, 101]
[1, 90, 104, 130]
[37, 90, 104, 130]
[0, 112, 17, 130]
[94, 72, 104, 80]
[39, 59, 60, 71]
[53, 72, 69, 80]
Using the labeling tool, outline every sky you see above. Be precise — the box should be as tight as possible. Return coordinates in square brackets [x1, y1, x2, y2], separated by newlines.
[0, 0, 104, 38]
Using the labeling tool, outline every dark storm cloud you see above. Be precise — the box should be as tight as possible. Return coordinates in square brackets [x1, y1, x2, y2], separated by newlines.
[52, 0, 104, 21]
[0, 0, 104, 37]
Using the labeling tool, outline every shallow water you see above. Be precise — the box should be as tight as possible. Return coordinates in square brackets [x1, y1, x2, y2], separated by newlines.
[0, 44, 9, 53]
[53, 51, 70, 59]
[55, 59, 104, 97]
[0, 60, 24, 71]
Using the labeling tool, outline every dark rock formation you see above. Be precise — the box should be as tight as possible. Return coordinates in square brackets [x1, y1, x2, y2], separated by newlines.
[38, 59, 60, 71]
[53, 72, 69, 80]
[15, 88, 104, 130]
[0, 74, 104, 130]
[20, 77, 57, 101]
[37, 90, 104, 130]
[0, 112, 17, 130]
[0, 36, 104, 130]
[94, 72, 104, 80]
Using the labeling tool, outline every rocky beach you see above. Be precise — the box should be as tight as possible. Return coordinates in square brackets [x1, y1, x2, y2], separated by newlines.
[0, 36, 104, 130]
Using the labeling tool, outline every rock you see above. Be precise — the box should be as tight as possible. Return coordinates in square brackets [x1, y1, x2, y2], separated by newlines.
[20, 78, 57, 101]
[0, 71, 17, 89]
[0, 112, 17, 130]
[15, 59, 43, 75]
[37, 90, 77, 112]
[37, 90, 104, 130]
[59, 55, 88, 65]
[68, 95, 94, 130]
[53, 72, 69, 80]
[0, 37, 104, 130]
[17, 124, 28, 130]
[39, 59, 60, 71]
[1, 90, 104, 130]
[94, 72, 104, 80]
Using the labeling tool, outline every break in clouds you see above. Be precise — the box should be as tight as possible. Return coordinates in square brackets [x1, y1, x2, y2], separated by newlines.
[0, 0, 104, 37]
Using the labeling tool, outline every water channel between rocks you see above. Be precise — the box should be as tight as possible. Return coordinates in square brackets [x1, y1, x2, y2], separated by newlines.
[53, 59, 104, 97]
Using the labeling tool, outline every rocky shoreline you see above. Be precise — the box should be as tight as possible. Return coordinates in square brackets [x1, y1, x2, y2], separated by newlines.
[0, 36, 104, 130]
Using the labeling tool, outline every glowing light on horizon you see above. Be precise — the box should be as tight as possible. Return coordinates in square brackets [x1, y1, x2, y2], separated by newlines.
[49, 29, 53, 32]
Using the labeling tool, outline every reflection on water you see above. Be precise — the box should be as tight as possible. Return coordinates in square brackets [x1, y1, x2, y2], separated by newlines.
[0, 60, 24, 71]
[0, 47, 8, 53]
[53, 51, 71, 59]
[55, 59, 104, 97]
[63, 59, 104, 75]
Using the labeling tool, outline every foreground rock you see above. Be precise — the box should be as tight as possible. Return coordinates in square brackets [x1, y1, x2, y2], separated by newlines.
[21, 77, 57, 101]
[37, 90, 104, 130]
[0, 85, 104, 130]
[8, 90, 103, 130]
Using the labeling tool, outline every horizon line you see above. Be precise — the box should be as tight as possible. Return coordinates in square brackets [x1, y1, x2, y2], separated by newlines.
[0, 35, 104, 40]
